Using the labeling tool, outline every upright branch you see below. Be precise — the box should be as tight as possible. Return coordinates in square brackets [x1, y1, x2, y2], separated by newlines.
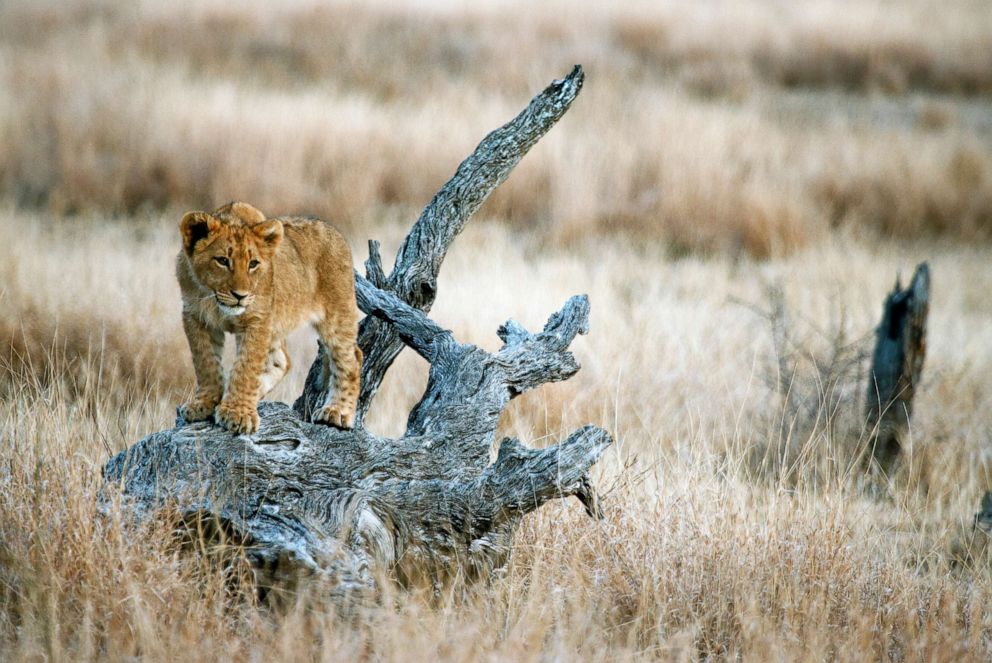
[295, 66, 585, 424]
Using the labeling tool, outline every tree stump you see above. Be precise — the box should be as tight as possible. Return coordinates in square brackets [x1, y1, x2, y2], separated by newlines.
[102, 66, 612, 603]
[865, 262, 930, 474]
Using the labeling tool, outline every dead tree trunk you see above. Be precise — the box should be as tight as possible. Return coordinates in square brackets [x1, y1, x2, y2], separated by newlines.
[102, 66, 610, 603]
[865, 262, 930, 474]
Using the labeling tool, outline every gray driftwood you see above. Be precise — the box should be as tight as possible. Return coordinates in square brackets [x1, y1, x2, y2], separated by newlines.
[865, 262, 930, 473]
[102, 66, 611, 603]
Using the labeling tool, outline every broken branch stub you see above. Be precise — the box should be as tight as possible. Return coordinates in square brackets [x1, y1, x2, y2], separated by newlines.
[102, 66, 610, 603]
[866, 262, 930, 473]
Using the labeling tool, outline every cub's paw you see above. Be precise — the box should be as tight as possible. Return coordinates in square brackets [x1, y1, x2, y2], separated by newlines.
[179, 397, 218, 423]
[215, 400, 260, 435]
[314, 405, 355, 430]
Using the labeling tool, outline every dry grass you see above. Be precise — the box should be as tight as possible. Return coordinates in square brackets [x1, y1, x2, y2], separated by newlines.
[1, 0, 991, 257]
[2, 207, 992, 660]
[3, 0, 992, 659]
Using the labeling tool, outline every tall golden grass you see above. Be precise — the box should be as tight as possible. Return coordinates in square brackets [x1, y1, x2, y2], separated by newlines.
[2, 0, 992, 659]
[3, 209, 992, 660]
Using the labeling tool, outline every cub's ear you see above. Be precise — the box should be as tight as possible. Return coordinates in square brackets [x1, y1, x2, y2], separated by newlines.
[252, 219, 283, 248]
[227, 201, 266, 225]
[179, 212, 220, 255]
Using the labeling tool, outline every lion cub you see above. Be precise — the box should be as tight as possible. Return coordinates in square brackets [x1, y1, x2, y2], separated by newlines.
[176, 201, 362, 434]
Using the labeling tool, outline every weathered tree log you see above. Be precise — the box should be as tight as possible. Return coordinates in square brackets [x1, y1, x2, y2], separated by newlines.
[102, 66, 611, 603]
[865, 262, 929, 473]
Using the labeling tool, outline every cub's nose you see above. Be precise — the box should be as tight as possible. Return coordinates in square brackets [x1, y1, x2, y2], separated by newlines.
[231, 290, 249, 302]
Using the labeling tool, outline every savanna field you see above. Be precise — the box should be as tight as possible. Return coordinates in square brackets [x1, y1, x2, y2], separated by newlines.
[2, 0, 992, 660]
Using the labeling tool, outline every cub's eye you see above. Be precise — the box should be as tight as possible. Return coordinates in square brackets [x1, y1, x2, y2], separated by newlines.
[248, 259, 260, 270]
[213, 256, 230, 268]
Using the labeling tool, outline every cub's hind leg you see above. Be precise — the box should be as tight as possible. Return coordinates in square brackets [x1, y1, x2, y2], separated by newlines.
[313, 316, 362, 429]
[258, 338, 291, 399]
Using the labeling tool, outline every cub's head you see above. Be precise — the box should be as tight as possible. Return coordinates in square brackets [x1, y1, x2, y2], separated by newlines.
[179, 201, 283, 317]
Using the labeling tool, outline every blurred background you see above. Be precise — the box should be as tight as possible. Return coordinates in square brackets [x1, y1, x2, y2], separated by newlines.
[2, 1, 992, 659]
[2, 0, 991, 254]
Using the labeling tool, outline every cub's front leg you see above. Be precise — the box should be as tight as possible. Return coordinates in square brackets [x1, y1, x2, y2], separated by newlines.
[179, 313, 225, 423]
[216, 325, 271, 434]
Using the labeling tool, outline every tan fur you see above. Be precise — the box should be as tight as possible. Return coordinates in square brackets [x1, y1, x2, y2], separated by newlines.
[176, 201, 361, 434]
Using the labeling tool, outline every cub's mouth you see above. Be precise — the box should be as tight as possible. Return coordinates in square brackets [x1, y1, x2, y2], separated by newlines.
[217, 303, 247, 317]
[215, 294, 249, 317]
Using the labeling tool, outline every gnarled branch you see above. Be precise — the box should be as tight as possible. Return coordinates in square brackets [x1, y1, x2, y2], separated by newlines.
[295, 65, 585, 424]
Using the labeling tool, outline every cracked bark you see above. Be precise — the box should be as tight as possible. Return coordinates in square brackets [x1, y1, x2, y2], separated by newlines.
[102, 66, 611, 603]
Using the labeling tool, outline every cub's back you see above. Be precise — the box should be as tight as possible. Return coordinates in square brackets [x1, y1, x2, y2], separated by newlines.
[272, 216, 355, 307]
